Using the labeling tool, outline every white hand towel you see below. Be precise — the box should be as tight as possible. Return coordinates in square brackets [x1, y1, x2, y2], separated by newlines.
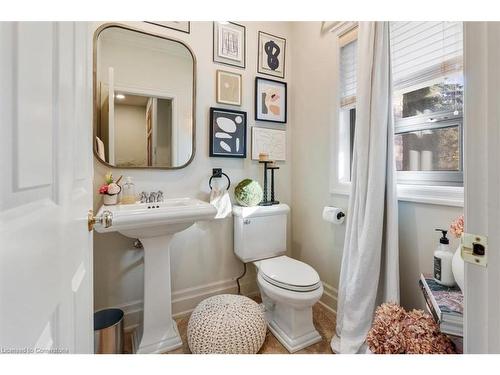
[95, 136, 106, 160]
[210, 188, 232, 219]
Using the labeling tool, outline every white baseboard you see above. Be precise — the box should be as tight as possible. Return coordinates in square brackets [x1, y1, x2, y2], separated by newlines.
[115, 300, 142, 332]
[117, 278, 259, 332]
[115, 278, 336, 332]
[171, 278, 258, 318]
[319, 281, 338, 315]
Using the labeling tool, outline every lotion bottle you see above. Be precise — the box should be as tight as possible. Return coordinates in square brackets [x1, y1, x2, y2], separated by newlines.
[433, 229, 456, 286]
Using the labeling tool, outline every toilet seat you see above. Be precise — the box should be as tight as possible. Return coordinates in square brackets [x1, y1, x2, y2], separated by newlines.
[258, 256, 321, 292]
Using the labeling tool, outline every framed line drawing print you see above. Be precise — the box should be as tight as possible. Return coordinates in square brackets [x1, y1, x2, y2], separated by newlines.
[213, 22, 246, 68]
[251, 126, 286, 161]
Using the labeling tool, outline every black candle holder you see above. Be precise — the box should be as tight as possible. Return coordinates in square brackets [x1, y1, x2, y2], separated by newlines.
[259, 160, 280, 206]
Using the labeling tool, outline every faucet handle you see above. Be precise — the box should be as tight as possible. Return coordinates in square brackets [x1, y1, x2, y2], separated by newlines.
[140, 191, 149, 203]
[157, 190, 164, 202]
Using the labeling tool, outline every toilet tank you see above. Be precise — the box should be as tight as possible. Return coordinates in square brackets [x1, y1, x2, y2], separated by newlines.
[233, 203, 290, 263]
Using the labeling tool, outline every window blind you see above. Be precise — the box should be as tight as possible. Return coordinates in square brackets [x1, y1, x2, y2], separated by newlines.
[390, 21, 463, 90]
[340, 33, 357, 108]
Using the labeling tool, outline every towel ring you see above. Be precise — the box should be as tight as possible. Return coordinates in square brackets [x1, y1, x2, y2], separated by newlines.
[209, 168, 231, 190]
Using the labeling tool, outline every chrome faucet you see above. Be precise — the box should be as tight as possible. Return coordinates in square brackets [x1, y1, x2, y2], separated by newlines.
[140, 191, 149, 203]
[140, 191, 163, 203]
[148, 192, 158, 203]
[156, 190, 164, 202]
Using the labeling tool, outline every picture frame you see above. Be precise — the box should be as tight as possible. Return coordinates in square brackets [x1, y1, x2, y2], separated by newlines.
[209, 108, 247, 158]
[213, 22, 246, 69]
[216, 70, 242, 106]
[251, 126, 286, 161]
[255, 77, 287, 124]
[258, 31, 286, 79]
[145, 21, 190, 34]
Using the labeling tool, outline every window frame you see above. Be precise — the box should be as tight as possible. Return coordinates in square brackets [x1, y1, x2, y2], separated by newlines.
[393, 76, 464, 187]
[330, 21, 464, 206]
[330, 22, 358, 196]
[395, 120, 463, 186]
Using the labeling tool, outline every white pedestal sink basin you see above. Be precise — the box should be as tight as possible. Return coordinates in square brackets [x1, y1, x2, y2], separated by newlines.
[95, 198, 216, 353]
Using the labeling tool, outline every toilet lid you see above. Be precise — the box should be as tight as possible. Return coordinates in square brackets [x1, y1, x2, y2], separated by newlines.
[259, 256, 321, 292]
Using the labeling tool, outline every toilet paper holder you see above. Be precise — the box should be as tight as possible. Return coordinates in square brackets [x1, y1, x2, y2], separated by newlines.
[322, 206, 346, 224]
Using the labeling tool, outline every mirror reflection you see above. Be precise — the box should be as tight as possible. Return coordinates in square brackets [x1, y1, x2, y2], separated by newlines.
[94, 26, 195, 168]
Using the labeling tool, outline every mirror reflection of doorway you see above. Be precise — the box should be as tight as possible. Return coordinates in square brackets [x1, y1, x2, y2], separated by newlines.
[100, 90, 174, 168]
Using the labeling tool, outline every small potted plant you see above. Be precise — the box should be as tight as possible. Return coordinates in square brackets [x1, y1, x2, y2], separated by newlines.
[450, 214, 464, 291]
[99, 172, 122, 205]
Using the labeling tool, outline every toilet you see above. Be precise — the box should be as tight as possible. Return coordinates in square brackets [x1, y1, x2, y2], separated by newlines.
[233, 204, 323, 353]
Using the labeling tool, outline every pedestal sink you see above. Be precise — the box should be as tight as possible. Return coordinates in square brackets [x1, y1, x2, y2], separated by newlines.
[95, 198, 216, 353]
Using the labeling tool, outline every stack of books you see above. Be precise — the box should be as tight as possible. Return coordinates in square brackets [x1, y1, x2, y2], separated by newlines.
[419, 274, 463, 337]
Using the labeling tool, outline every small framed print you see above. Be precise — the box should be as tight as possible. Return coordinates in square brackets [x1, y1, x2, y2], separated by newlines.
[255, 77, 287, 124]
[258, 31, 286, 79]
[251, 127, 286, 161]
[213, 22, 246, 69]
[216, 70, 242, 106]
[145, 21, 190, 33]
[210, 108, 247, 158]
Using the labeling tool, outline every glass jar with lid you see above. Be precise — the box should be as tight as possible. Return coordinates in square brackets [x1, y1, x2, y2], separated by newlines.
[121, 177, 136, 204]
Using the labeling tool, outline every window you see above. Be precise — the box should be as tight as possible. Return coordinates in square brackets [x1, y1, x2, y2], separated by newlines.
[332, 22, 464, 204]
[338, 27, 358, 184]
[390, 21, 464, 186]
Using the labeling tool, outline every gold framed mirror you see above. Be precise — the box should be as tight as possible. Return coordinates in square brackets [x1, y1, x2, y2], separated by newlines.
[93, 23, 196, 169]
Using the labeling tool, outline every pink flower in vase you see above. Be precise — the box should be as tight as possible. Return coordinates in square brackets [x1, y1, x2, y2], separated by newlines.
[450, 215, 464, 238]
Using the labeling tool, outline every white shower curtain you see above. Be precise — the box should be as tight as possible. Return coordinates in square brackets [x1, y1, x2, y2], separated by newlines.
[331, 22, 399, 354]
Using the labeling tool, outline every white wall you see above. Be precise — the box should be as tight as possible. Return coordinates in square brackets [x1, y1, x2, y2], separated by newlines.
[289, 22, 342, 310]
[290, 22, 463, 313]
[92, 21, 293, 327]
[398, 202, 461, 308]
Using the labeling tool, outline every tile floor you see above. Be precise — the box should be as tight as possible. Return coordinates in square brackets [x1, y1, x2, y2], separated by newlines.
[124, 295, 336, 354]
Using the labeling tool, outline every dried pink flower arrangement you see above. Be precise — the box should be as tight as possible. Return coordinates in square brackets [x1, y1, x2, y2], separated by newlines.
[98, 172, 122, 196]
[450, 214, 464, 239]
[367, 302, 456, 354]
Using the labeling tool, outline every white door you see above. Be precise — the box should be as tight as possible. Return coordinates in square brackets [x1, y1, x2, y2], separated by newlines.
[0, 22, 93, 354]
[463, 21, 500, 353]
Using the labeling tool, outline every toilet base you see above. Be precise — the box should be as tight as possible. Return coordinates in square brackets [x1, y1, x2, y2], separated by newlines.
[268, 318, 322, 353]
[258, 273, 323, 353]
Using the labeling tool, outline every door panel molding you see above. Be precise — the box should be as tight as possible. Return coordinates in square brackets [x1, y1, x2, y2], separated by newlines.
[0, 21, 93, 354]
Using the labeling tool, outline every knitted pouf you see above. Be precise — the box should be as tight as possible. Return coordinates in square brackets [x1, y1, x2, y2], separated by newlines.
[187, 294, 267, 354]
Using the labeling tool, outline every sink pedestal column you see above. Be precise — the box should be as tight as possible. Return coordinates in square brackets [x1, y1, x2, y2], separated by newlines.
[133, 234, 182, 354]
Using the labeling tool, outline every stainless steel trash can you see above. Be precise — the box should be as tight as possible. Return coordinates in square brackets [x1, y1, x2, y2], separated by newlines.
[94, 308, 124, 354]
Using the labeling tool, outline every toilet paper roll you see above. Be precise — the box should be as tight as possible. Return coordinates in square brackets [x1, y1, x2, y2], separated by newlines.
[322, 206, 346, 225]
[409, 150, 421, 171]
[421, 150, 433, 171]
